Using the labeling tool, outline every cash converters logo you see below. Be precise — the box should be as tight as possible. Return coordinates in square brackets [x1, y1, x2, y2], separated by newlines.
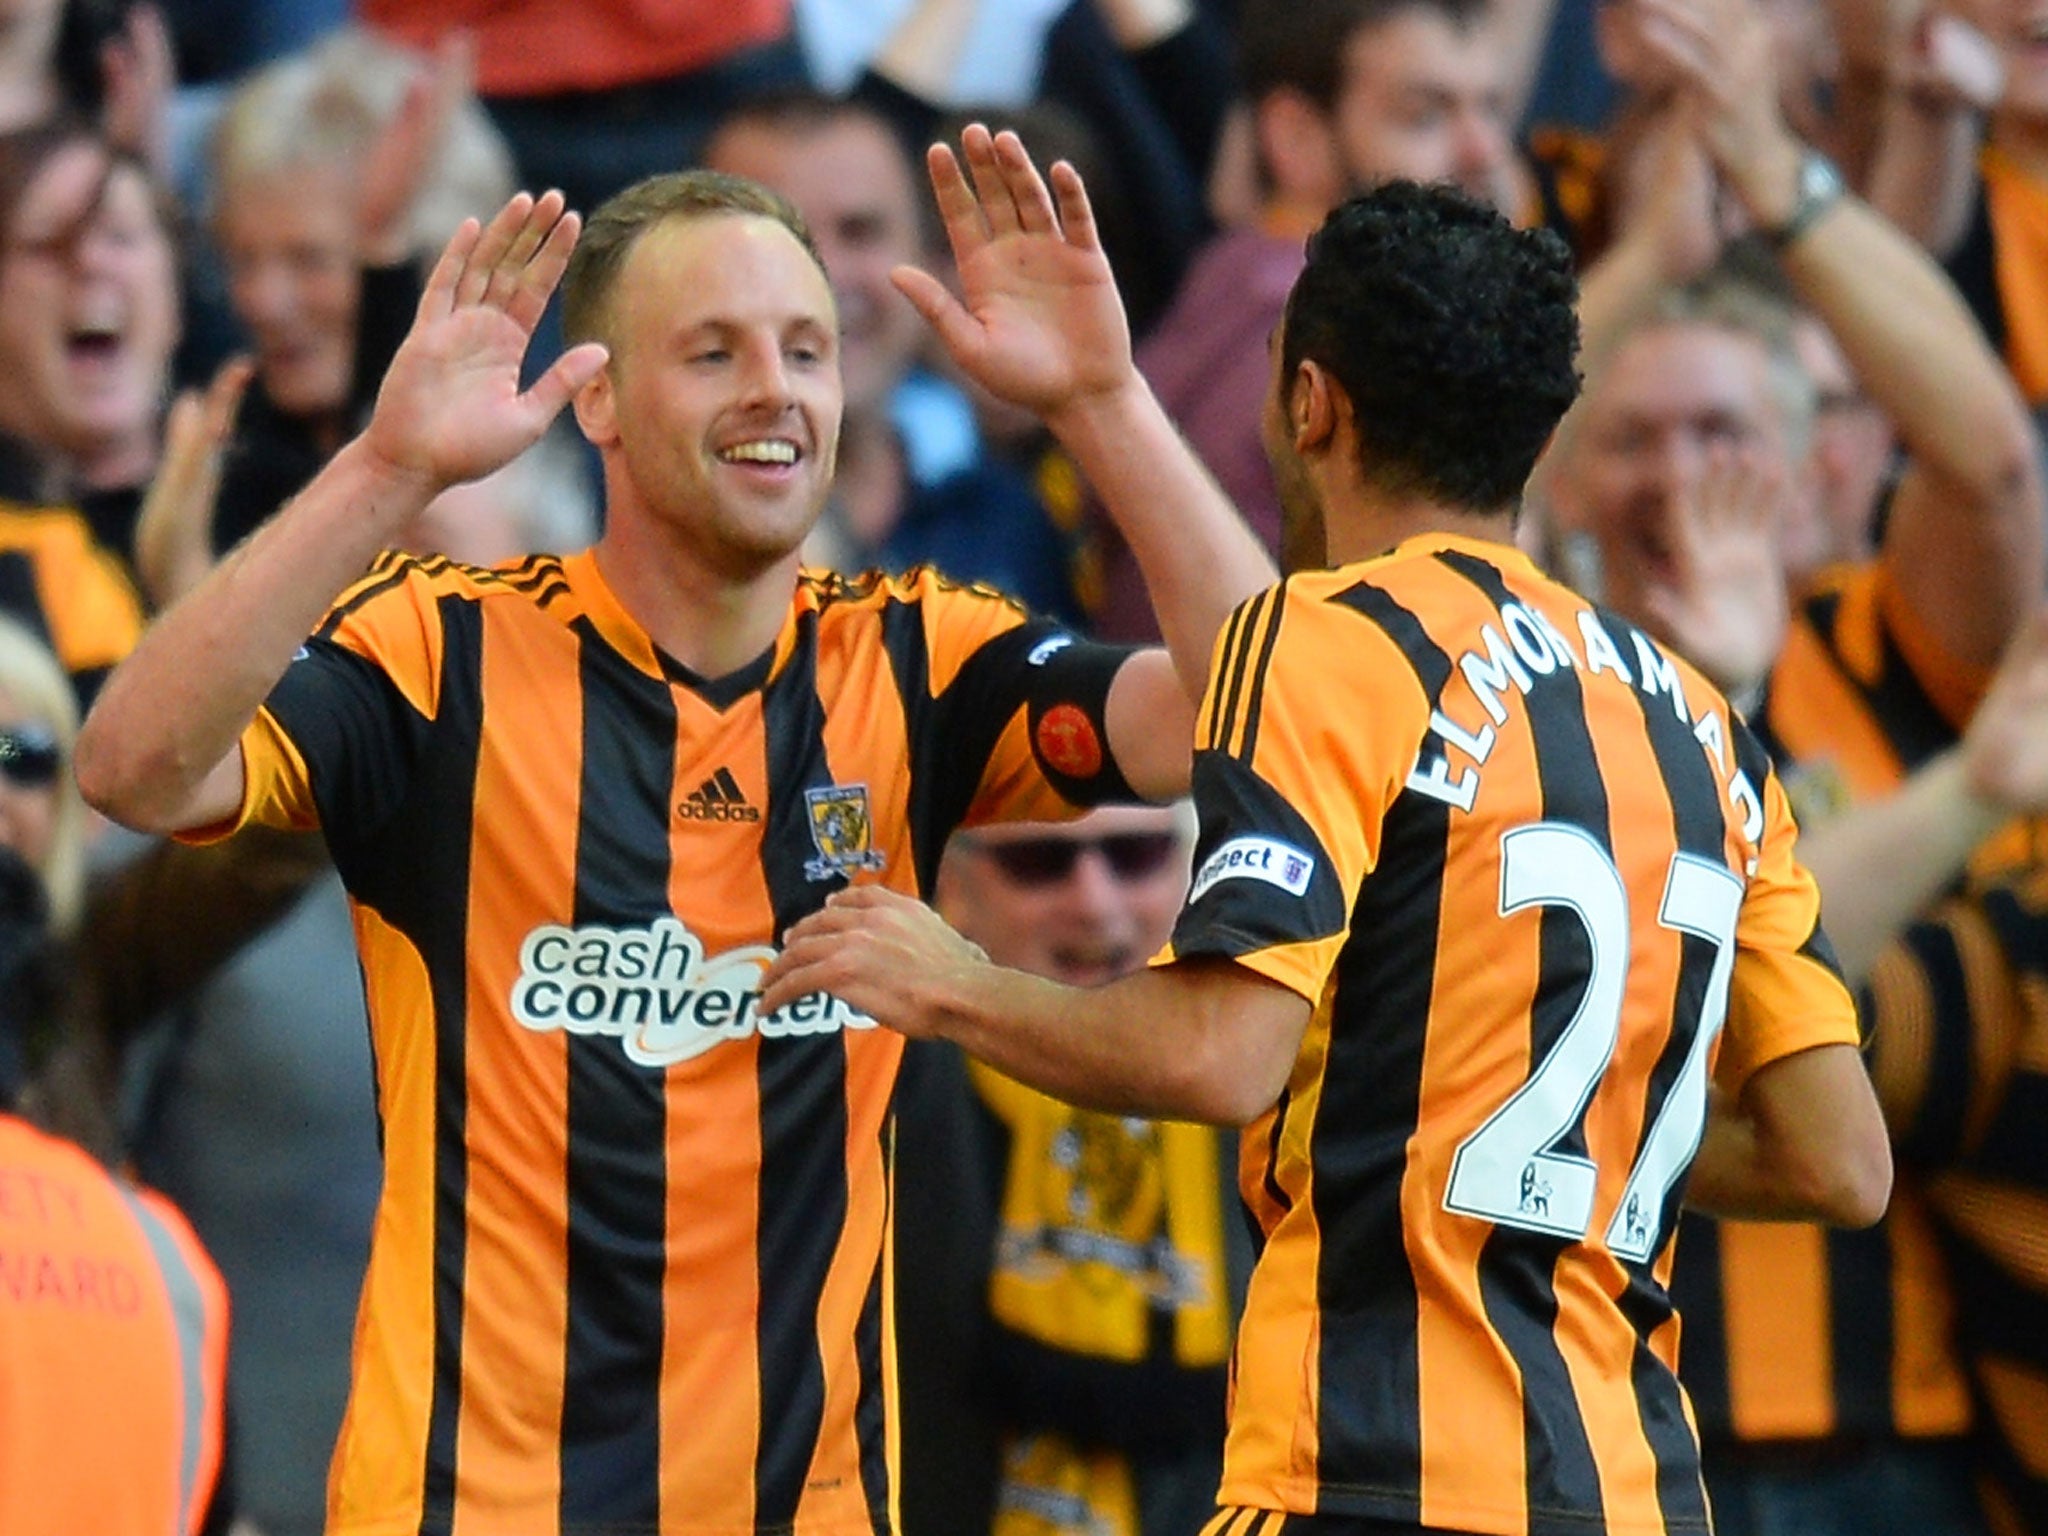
[510, 917, 873, 1067]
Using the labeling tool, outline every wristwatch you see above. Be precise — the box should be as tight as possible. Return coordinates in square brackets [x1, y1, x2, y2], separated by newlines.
[1760, 150, 1845, 251]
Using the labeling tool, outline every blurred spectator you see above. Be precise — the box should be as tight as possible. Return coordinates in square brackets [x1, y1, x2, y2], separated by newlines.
[1532, 1, 2045, 1528]
[0, 607, 330, 1535]
[704, 90, 1083, 617]
[1879, 0, 2048, 409]
[0, 843, 229, 1536]
[1861, 847, 2048, 1536]
[202, 26, 513, 551]
[1092, 0, 1524, 641]
[357, 0, 806, 219]
[0, 118, 177, 520]
[930, 802, 1246, 1536]
[0, 119, 159, 705]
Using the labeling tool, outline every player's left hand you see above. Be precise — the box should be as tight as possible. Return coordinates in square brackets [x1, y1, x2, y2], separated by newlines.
[758, 885, 990, 1038]
[891, 123, 1134, 425]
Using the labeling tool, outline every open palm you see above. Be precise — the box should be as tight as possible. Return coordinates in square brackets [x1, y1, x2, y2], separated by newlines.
[364, 191, 608, 494]
[894, 126, 1132, 420]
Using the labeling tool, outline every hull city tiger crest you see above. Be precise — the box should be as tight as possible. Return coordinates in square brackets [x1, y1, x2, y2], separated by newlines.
[804, 784, 889, 881]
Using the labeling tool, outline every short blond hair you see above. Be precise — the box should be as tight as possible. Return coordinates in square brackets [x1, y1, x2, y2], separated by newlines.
[560, 169, 822, 352]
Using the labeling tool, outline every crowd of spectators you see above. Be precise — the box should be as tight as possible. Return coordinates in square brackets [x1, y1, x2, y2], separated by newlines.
[3, 2, 2047, 1535]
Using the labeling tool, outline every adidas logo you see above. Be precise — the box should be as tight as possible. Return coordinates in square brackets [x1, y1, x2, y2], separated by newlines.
[679, 766, 761, 823]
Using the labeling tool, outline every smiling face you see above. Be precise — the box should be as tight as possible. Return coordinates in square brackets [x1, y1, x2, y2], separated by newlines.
[938, 804, 1191, 989]
[0, 139, 178, 482]
[573, 213, 842, 575]
[1548, 320, 1797, 625]
[217, 163, 363, 421]
[703, 112, 926, 423]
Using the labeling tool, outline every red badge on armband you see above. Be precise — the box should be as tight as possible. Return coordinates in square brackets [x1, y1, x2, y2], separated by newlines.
[1036, 704, 1103, 778]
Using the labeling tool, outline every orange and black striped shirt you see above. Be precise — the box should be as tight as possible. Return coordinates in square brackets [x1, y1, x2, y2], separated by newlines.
[0, 502, 144, 709]
[1670, 561, 1979, 1450]
[1863, 862, 2048, 1536]
[204, 548, 1138, 1536]
[1159, 534, 1859, 1536]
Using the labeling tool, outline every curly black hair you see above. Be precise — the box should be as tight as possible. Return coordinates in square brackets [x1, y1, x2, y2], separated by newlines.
[1281, 180, 1582, 514]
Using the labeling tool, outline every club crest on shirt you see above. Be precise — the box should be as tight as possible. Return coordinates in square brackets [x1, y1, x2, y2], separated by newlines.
[804, 784, 888, 881]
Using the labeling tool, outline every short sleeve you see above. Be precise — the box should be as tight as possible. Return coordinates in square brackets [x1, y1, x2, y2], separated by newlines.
[193, 556, 443, 844]
[1162, 580, 1432, 1003]
[915, 575, 1143, 827]
[1715, 763, 1863, 1097]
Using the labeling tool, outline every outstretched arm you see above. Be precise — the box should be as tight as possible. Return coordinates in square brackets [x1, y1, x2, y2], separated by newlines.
[1641, 0, 2043, 676]
[75, 192, 607, 834]
[1796, 607, 2048, 984]
[897, 125, 1275, 797]
[758, 884, 1308, 1125]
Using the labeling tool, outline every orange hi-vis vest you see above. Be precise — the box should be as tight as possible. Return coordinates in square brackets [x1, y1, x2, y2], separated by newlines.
[0, 1113, 229, 1536]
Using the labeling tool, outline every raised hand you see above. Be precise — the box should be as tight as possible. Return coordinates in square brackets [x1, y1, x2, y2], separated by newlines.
[361, 191, 608, 496]
[1638, 444, 1790, 699]
[133, 354, 254, 609]
[100, 2, 174, 178]
[892, 124, 1134, 422]
[1611, 104, 1723, 287]
[359, 31, 476, 266]
[1633, 0, 1798, 220]
[1961, 607, 2048, 815]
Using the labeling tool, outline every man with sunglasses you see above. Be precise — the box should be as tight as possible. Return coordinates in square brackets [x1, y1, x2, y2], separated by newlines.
[919, 805, 1245, 1536]
[764, 179, 1893, 1536]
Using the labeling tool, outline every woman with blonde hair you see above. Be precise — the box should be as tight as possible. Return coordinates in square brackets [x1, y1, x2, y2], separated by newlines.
[0, 611, 86, 935]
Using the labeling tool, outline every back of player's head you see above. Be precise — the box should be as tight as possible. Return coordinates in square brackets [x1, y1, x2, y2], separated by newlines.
[1282, 180, 1580, 513]
[561, 169, 823, 350]
[1238, 0, 1491, 110]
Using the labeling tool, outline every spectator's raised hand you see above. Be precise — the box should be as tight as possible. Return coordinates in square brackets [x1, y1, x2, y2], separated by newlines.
[1638, 444, 1791, 699]
[359, 31, 477, 266]
[133, 355, 254, 610]
[891, 124, 1134, 424]
[361, 191, 608, 497]
[1612, 102, 1724, 285]
[100, 2, 173, 179]
[1961, 607, 2048, 814]
[1634, 0, 1801, 220]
